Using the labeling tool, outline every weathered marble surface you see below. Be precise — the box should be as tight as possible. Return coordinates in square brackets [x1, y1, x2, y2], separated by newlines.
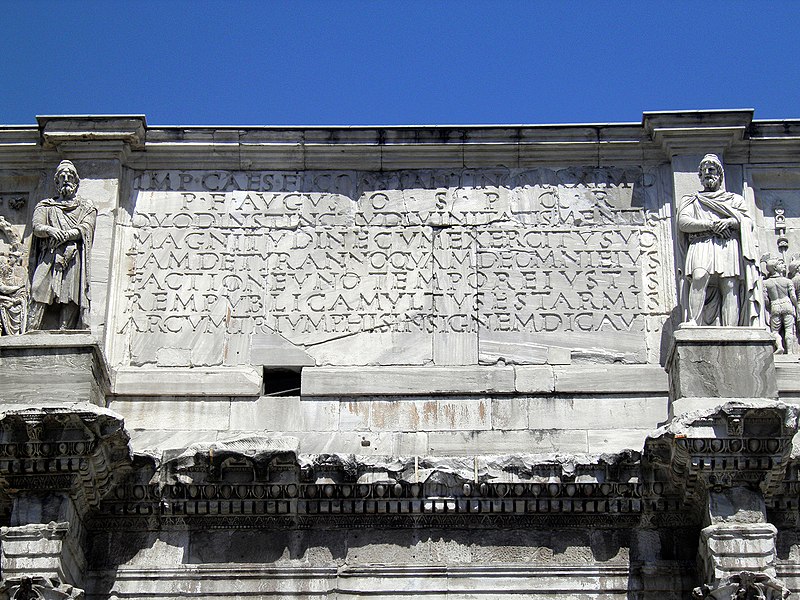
[667, 326, 778, 415]
[0, 332, 109, 406]
[3, 112, 800, 600]
[110, 392, 669, 456]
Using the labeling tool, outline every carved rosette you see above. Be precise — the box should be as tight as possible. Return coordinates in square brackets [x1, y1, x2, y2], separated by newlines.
[0, 576, 83, 600]
[0, 407, 132, 513]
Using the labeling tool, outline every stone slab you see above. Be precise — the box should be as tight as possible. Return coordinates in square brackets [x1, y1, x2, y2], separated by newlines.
[776, 358, 800, 393]
[0, 332, 97, 349]
[250, 333, 316, 367]
[671, 326, 777, 344]
[433, 333, 478, 366]
[229, 396, 340, 431]
[528, 396, 667, 430]
[286, 430, 432, 455]
[126, 429, 221, 455]
[307, 331, 431, 366]
[587, 429, 650, 454]
[338, 397, 491, 432]
[490, 398, 530, 430]
[427, 430, 589, 455]
[478, 336, 549, 365]
[113, 367, 262, 396]
[297, 431, 404, 456]
[301, 367, 515, 396]
[553, 365, 669, 394]
[107, 398, 232, 431]
[670, 396, 795, 422]
[514, 366, 555, 393]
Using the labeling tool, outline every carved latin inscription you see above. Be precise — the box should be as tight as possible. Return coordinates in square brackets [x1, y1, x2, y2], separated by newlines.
[117, 168, 659, 366]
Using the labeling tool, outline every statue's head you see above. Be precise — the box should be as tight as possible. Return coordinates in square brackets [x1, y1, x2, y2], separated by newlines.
[54, 160, 80, 199]
[788, 255, 800, 278]
[698, 154, 724, 192]
[765, 255, 787, 278]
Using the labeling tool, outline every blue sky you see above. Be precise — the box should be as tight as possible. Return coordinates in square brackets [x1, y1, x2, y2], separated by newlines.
[2, 1, 799, 126]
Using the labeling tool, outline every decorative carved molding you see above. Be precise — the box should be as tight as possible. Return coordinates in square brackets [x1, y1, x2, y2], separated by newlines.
[0, 576, 83, 600]
[644, 402, 798, 507]
[0, 407, 132, 513]
[86, 445, 672, 530]
[693, 570, 790, 600]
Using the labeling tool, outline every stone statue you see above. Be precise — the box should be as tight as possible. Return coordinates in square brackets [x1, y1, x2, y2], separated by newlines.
[677, 154, 763, 327]
[28, 160, 96, 330]
[761, 254, 797, 353]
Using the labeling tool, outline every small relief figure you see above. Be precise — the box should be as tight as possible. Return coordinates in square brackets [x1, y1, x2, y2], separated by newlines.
[0, 253, 27, 335]
[28, 160, 96, 331]
[761, 254, 797, 353]
[677, 154, 763, 327]
[0, 216, 29, 336]
[789, 255, 800, 341]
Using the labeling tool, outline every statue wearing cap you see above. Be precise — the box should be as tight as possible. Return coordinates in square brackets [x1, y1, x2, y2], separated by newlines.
[28, 160, 97, 330]
[676, 154, 763, 327]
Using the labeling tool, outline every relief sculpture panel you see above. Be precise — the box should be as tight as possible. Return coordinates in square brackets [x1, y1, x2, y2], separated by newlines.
[113, 167, 666, 368]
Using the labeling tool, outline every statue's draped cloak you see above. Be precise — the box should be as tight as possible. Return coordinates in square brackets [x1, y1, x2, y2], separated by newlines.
[30, 196, 96, 322]
[676, 190, 764, 326]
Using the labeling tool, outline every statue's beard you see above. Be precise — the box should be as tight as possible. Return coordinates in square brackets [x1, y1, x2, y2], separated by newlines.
[60, 182, 77, 197]
[702, 176, 720, 190]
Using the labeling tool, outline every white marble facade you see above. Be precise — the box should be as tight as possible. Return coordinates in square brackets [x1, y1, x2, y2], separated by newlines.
[0, 111, 799, 598]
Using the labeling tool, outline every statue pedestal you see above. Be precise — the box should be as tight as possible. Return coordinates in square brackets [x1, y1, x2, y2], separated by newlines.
[0, 331, 109, 407]
[667, 326, 777, 416]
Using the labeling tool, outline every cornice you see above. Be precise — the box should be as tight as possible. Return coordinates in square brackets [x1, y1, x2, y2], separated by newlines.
[644, 401, 799, 513]
[66, 115, 800, 170]
[1, 111, 798, 171]
[643, 109, 755, 157]
[89, 444, 683, 531]
[0, 406, 133, 514]
[36, 115, 147, 162]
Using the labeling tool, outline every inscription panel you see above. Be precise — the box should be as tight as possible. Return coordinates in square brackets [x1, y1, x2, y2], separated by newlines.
[113, 168, 664, 367]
